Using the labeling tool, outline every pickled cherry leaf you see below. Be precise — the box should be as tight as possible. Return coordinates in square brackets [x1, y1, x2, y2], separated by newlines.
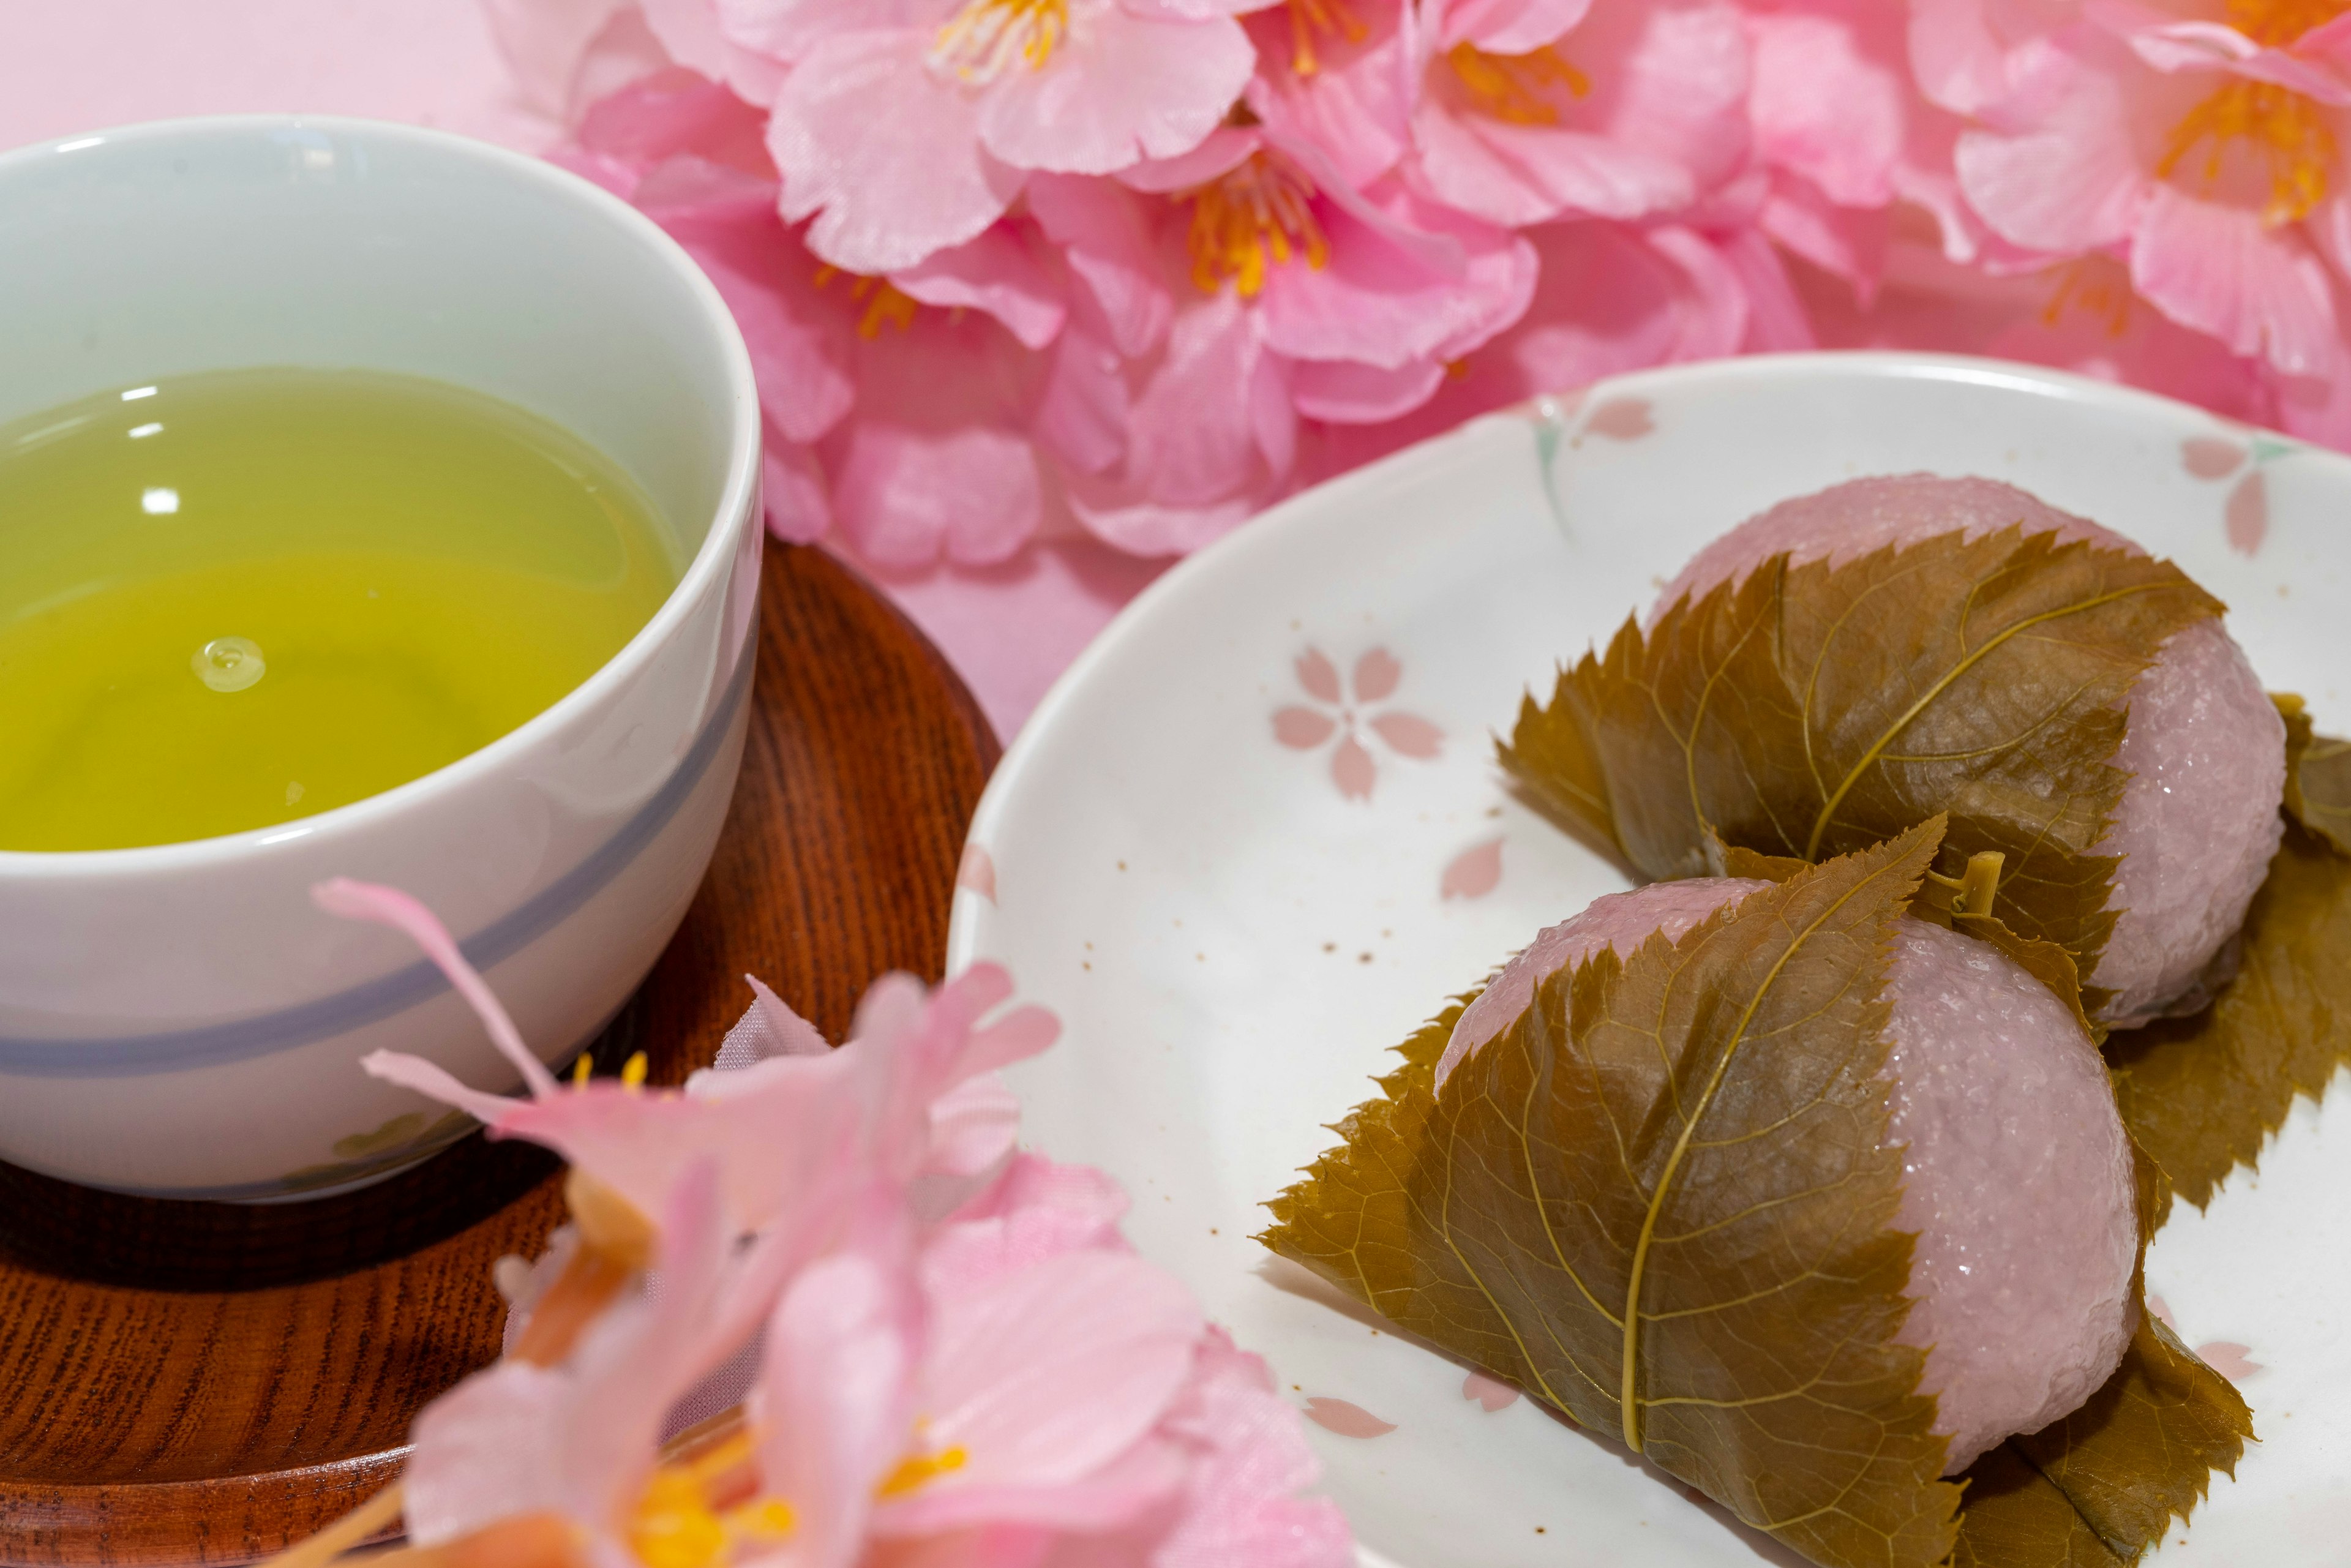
[1957, 1149, 2251, 1565]
[1499, 528, 2221, 1013]
[1262, 825, 1965, 1568]
[2278, 695, 2351, 853]
[2107, 810, 2351, 1207]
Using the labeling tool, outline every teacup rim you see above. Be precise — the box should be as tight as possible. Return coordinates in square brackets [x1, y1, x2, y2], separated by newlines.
[0, 113, 763, 877]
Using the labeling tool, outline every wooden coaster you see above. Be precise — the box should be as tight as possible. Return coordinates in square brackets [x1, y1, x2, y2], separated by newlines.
[0, 542, 999, 1565]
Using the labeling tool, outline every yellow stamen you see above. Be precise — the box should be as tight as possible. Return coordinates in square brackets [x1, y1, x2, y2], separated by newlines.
[620, 1049, 650, 1090]
[2039, 257, 2134, 337]
[1180, 151, 1331, 299]
[1445, 42, 1589, 126]
[1286, 0, 1368, 77]
[2159, 75, 2338, 223]
[572, 1053, 593, 1087]
[630, 1471, 730, 1568]
[931, 0, 1068, 81]
[626, 1430, 795, 1568]
[877, 1444, 969, 1497]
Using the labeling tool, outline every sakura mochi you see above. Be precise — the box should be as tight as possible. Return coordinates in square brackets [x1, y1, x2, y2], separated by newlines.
[1438, 877, 2140, 1474]
[1657, 475, 2285, 1027]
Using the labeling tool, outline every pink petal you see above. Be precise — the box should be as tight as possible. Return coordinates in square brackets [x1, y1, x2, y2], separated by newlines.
[1584, 396, 1655, 439]
[1024, 174, 1176, 358]
[314, 880, 557, 1098]
[1410, 98, 1695, 228]
[1950, 38, 2150, 253]
[359, 1050, 520, 1128]
[834, 420, 1044, 568]
[1147, 1327, 1356, 1566]
[2181, 436, 2248, 477]
[977, 9, 1256, 174]
[2196, 1340, 2262, 1381]
[1240, 13, 1412, 192]
[911, 1251, 1204, 1499]
[479, 0, 650, 121]
[1111, 292, 1267, 506]
[760, 1249, 921, 1567]
[1761, 168, 1892, 298]
[1748, 8, 1902, 208]
[1713, 224, 1816, 352]
[661, 206, 855, 445]
[1370, 711, 1442, 758]
[1441, 838, 1505, 901]
[1274, 707, 1340, 748]
[1256, 183, 1535, 370]
[1302, 1397, 1395, 1438]
[924, 1153, 1131, 1296]
[1115, 124, 1262, 193]
[2131, 183, 2339, 377]
[1352, 647, 1401, 701]
[1295, 648, 1341, 702]
[957, 843, 1000, 902]
[890, 227, 1069, 351]
[1288, 358, 1447, 423]
[1463, 1370, 1521, 1411]
[1442, 0, 1595, 53]
[1035, 326, 1134, 477]
[763, 435, 834, 544]
[2226, 470, 2269, 555]
[770, 30, 1026, 272]
[1332, 735, 1377, 800]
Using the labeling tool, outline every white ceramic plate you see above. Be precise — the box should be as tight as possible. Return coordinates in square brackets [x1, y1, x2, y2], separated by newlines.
[946, 353, 2351, 1566]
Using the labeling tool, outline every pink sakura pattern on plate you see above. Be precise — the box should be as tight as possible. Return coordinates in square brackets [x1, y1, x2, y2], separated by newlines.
[1463, 1370, 1520, 1412]
[1441, 838, 1505, 902]
[956, 842, 999, 904]
[1302, 1397, 1397, 1438]
[2178, 430, 2295, 557]
[2146, 1295, 2262, 1384]
[1272, 647, 1442, 802]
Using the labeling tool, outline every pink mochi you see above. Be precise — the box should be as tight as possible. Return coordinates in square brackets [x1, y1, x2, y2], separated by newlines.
[1438, 877, 2139, 1474]
[1654, 475, 2285, 1027]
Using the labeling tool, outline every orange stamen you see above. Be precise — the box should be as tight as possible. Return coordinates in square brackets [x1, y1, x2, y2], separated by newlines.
[2159, 77, 2338, 223]
[1286, 0, 1368, 76]
[2040, 258, 2134, 339]
[2225, 0, 2350, 46]
[1445, 42, 1589, 126]
[812, 266, 921, 338]
[1180, 151, 1330, 298]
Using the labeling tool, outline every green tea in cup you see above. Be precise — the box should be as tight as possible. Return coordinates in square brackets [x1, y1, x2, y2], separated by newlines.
[0, 368, 680, 852]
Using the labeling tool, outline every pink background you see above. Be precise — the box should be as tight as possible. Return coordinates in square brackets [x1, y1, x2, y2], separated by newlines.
[0, 0, 1166, 743]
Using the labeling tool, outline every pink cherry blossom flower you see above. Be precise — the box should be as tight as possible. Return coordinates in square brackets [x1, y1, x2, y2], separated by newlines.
[1272, 645, 1442, 800]
[554, 72, 1082, 566]
[1027, 125, 1536, 552]
[1916, 0, 2351, 434]
[751, 0, 1259, 274]
[317, 878, 1058, 1240]
[1406, 0, 1752, 230]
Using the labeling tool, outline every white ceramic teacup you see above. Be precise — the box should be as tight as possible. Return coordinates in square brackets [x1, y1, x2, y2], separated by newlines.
[0, 117, 763, 1200]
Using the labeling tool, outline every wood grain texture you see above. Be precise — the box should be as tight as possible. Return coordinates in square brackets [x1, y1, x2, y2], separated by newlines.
[0, 541, 999, 1564]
